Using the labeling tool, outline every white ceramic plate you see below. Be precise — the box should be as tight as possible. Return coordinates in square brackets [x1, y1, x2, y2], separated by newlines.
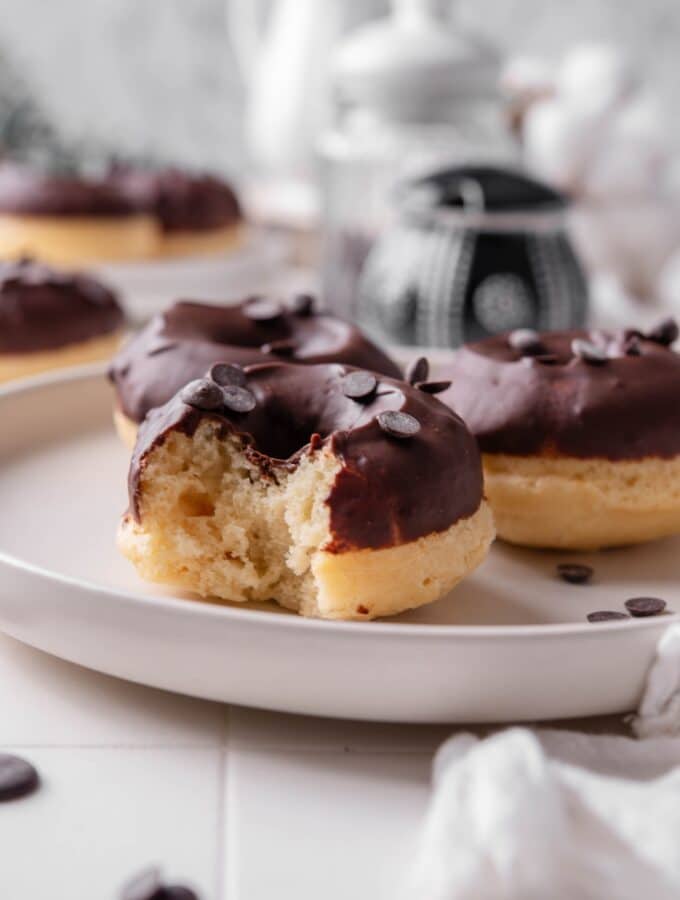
[0, 367, 677, 723]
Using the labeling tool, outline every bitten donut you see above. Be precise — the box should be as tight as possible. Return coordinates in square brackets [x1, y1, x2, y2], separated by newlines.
[440, 322, 680, 550]
[109, 165, 243, 258]
[108, 295, 402, 447]
[0, 257, 125, 382]
[118, 362, 494, 620]
[0, 162, 156, 264]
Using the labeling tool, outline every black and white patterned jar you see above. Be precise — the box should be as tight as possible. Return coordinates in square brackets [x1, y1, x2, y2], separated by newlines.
[357, 166, 588, 347]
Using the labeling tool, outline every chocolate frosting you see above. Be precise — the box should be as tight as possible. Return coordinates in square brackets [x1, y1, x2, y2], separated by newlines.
[0, 258, 124, 353]
[129, 362, 483, 551]
[109, 298, 403, 423]
[108, 165, 242, 232]
[0, 162, 143, 217]
[440, 329, 680, 460]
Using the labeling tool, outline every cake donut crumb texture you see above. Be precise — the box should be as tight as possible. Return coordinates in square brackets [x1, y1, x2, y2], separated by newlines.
[119, 362, 494, 619]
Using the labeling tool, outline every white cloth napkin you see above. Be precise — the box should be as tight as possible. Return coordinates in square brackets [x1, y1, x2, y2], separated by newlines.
[408, 625, 680, 899]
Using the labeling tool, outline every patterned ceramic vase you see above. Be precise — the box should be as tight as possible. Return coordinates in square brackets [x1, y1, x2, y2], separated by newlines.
[357, 165, 588, 347]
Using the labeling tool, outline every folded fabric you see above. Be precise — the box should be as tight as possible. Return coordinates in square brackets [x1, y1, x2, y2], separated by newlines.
[408, 624, 680, 899]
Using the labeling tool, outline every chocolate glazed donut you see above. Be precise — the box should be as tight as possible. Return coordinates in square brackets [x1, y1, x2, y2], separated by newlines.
[439, 323, 680, 550]
[108, 296, 403, 432]
[119, 362, 494, 619]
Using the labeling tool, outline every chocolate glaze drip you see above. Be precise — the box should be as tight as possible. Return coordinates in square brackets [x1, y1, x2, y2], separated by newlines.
[109, 166, 242, 233]
[0, 162, 143, 217]
[439, 329, 680, 460]
[109, 298, 403, 423]
[0, 258, 124, 353]
[129, 362, 483, 552]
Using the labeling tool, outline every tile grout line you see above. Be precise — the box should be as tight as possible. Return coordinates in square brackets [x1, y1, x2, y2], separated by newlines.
[215, 707, 230, 900]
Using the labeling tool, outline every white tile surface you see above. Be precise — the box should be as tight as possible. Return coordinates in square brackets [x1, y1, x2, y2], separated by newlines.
[224, 748, 431, 900]
[0, 747, 222, 900]
[0, 635, 226, 746]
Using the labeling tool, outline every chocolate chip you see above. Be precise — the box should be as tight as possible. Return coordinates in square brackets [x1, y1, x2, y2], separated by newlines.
[260, 339, 297, 357]
[647, 316, 678, 346]
[624, 335, 641, 356]
[571, 338, 608, 364]
[624, 596, 667, 617]
[406, 357, 429, 386]
[0, 753, 39, 801]
[209, 363, 246, 387]
[376, 410, 421, 438]
[416, 380, 452, 394]
[342, 371, 377, 401]
[587, 611, 630, 623]
[509, 328, 543, 355]
[222, 384, 256, 414]
[120, 867, 199, 900]
[290, 293, 315, 316]
[121, 866, 162, 900]
[242, 297, 283, 322]
[180, 379, 224, 411]
[556, 563, 593, 585]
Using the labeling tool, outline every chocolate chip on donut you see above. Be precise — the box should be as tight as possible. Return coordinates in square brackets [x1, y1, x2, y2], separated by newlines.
[509, 328, 543, 355]
[571, 338, 608, 365]
[180, 378, 224, 410]
[209, 362, 246, 387]
[377, 410, 421, 438]
[222, 384, 256, 413]
[647, 317, 678, 346]
[416, 380, 452, 394]
[243, 297, 283, 322]
[341, 370, 377, 401]
[290, 293, 315, 316]
[406, 356, 429, 386]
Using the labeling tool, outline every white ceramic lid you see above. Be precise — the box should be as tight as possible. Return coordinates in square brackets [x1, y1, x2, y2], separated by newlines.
[332, 0, 500, 122]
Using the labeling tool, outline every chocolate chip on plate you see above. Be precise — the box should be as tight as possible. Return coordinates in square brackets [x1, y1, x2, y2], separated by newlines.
[120, 866, 199, 900]
[416, 380, 452, 394]
[587, 611, 630, 623]
[406, 356, 429, 386]
[290, 293, 315, 316]
[209, 363, 246, 388]
[180, 379, 224, 411]
[647, 316, 679, 346]
[509, 328, 543, 355]
[376, 410, 421, 438]
[0, 753, 39, 801]
[556, 563, 593, 585]
[342, 370, 377, 401]
[571, 338, 608, 364]
[242, 297, 283, 322]
[260, 339, 297, 357]
[624, 596, 667, 618]
[222, 384, 257, 414]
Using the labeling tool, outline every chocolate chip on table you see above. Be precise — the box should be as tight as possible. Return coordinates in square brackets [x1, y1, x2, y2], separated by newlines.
[571, 338, 608, 364]
[587, 611, 630, 623]
[209, 363, 246, 387]
[260, 339, 297, 357]
[180, 378, 224, 411]
[376, 410, 421, 438]
[242, 297, 283, 322]
[342, 370, 377, 401]
[222, 384, 257, 413]
[290, 293, 315, 316]
[416, 380, 452, 394]
[509, 328, 543, 355]
[0, 753, 39, 801]
[556, 563, 593, 585]
[406, 356, 429, 386]
[647, 316, 679, 346]
[624, 596, 667, 618]
[120, 866, 200, 900]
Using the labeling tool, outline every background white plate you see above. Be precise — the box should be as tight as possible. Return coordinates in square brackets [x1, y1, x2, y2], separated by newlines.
[0, 367, 677, 722]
